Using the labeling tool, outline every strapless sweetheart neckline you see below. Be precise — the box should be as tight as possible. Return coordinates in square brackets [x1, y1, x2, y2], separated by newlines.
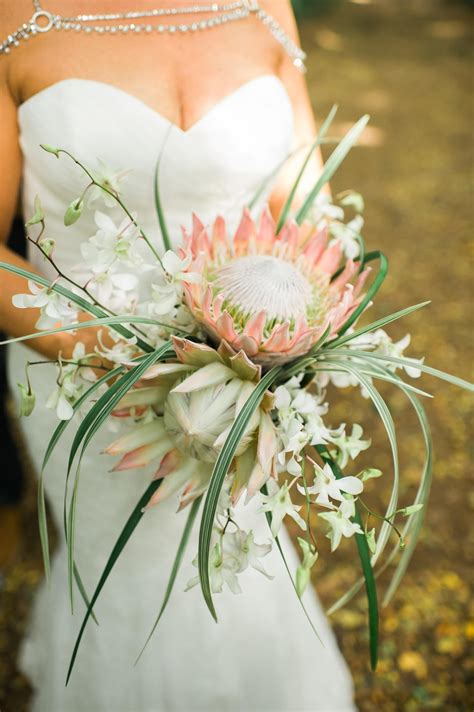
[18, 74, 291, 135]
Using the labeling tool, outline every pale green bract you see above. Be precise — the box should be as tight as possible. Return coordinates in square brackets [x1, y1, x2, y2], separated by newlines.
[0, 108, 471, 682]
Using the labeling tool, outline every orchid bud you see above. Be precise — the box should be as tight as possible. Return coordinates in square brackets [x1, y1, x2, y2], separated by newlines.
[64, 198, 84, 226]
[366, 528, 376, 555]
[340, 191, 365, 213]
[295, 537, 318, 598]
[17, 382, 36, 417]
[38, 237, 56, 258]
[359, 468, 383, 482]
[25, 195, 45, 227]
[400, 504, 423, 517]
[40, 143, 60, 158]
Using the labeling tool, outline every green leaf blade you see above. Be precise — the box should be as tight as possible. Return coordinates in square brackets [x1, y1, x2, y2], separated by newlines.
[197, 366, 282, 620]
[295, 114, 370, 226]
[276, 104, 338, 232]
[66, 479, 162, 685]
[316, 446, 379, 670]
[0, 262, 153, 353]
[154, 138, 172, 252]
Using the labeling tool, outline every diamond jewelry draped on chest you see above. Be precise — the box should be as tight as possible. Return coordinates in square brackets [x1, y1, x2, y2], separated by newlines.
[1, 0, 306, 72]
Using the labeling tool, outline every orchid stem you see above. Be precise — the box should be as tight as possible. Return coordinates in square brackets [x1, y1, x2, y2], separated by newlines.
[51, 148, 164, 269]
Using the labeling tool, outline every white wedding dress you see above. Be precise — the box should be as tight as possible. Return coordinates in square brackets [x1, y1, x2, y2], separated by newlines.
[8, 76, 356, 712]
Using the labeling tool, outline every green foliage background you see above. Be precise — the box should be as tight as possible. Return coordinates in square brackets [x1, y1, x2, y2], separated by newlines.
[292, 0, 340, 16]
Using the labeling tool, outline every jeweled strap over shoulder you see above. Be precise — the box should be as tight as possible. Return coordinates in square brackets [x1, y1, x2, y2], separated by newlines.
[0, 0, 306, 71]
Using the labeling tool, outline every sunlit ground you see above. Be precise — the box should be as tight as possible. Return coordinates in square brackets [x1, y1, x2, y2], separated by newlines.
[0, 1, 473, 710]
[292, 1, 473, 709]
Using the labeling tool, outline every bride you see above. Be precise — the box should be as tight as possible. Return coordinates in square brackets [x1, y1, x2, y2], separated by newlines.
[0, 1, 356, 710]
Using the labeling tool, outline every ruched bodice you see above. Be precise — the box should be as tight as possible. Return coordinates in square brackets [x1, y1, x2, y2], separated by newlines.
[9, 74, 356, 712]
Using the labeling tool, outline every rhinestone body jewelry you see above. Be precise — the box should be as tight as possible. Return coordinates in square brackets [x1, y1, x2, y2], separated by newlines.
[0, 0, 306, 72]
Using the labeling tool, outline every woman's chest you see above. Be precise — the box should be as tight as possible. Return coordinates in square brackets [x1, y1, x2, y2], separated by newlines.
[10, 9, 282, 132]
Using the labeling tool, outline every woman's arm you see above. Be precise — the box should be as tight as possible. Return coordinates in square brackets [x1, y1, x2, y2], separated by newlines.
[0, 69, 97, 360]
[265, 0, 330, 218]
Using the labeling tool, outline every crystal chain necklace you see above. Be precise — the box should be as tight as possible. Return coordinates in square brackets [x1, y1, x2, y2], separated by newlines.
[0, 0, 306, 71]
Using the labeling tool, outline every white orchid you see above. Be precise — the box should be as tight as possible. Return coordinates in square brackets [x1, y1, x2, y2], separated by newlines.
[319, 497, 363, 552]
[215, 480, 233, 519]
[316, 369, 359, 392]
[307, 192, 365, 260]
[95, 330, 138, 365]
[298, 461, 363, 509]
[80, 211, 142, 274]
[88, 269, 139, 312]
[46, 342, 97, 420]
[330, 424, 371, 469]
[305, 416, 344, 447]
[309, 192, 345, 226]
[330, 214, 365, 260]
[186, 538, 242, 595]
[12, 280, 78, 330]
[277, 416, 309, 473]
[146, 251, 201, 319]
[87, 158, 131, 207]
[259, 480, 306, 537]
[274, 377, 340, 475]
[348, 329, 423, 379]
[162, 250, 201, 285]
[146, 280, 180, 317]
[371, 330, 423, 378]
[222, 529, 273, 578]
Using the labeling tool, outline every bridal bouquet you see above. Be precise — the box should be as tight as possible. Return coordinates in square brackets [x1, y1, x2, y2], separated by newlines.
[2, 109, 471, 681]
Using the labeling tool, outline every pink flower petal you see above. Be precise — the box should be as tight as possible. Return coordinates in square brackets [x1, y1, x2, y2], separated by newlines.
[246, 463, 269, 502]
[212, 293, 225, 320]
[216, 311, 238, 342]
[302, 227, 328, 263]
[330, 259, 358, 292]
[233, 208, 257, 256]
[232, 333, 260, 356]
[243, 310, 267, 342]
[191, 213, 205, 241]
[280, 219, 299, 258]
[112, 437, 172, 471]
[211, 215, 228, 259]
[315, 242, 343, 275]
[262, 322, 291, 352]
[257, 412, 278, 474]
[143, 450, 184, 509]
[353, 266, 371, 297]
[202, 285, 214, 321]
[172, 336, 222, 367]
[287, 330, 317, 356]
[257, 207, 276, 250]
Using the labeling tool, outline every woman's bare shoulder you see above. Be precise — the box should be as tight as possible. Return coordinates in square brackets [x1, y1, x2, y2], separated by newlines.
[0, 0, 33, 70]
[258, 0, 300, 38]
[0, 0, 33, 31]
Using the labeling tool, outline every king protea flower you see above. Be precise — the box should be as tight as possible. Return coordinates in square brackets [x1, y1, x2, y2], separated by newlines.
[106, 338, 279, 510]
[179, 209, 370, 366]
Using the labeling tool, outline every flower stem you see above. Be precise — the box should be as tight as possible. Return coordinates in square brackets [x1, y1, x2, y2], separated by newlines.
[54, 148, 164, 268]
[358, 498, 404, 545]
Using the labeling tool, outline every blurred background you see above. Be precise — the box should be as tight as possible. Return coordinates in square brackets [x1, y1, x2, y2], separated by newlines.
[1, 0, 473, 709]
